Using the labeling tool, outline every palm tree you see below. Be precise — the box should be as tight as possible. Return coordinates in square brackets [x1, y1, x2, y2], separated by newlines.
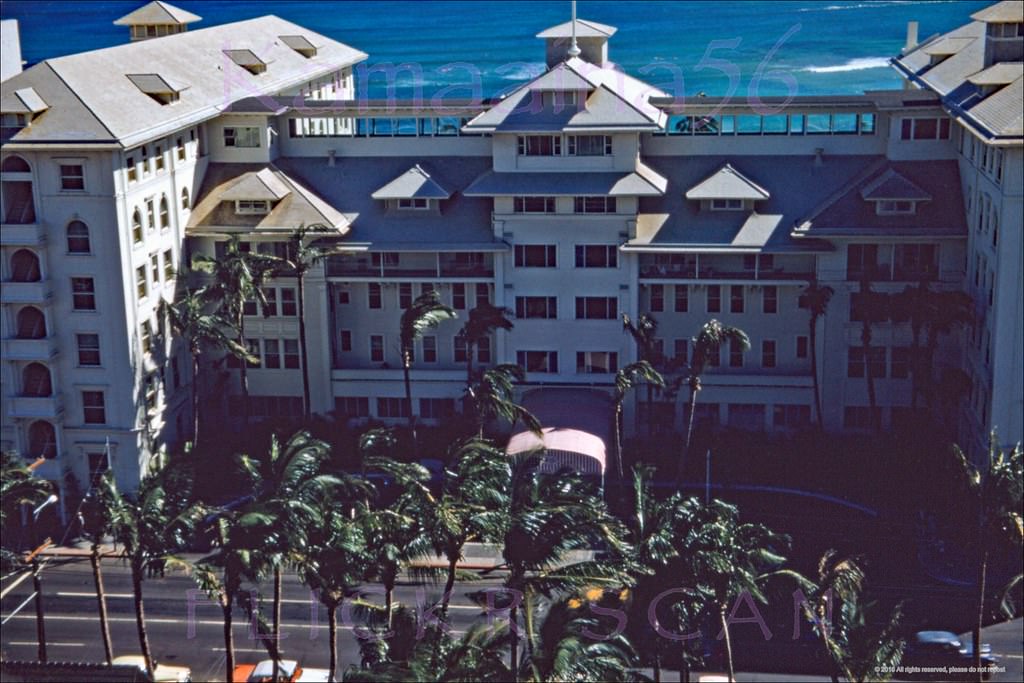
[889, 282, 929, 411]
[192, 236, 281, 424]
[160, 291, 253, 447]
[238, 431, 340, 680]
[920, 289, 973, 414]
[465, 364, 541, 438]
[613, 362, 665, 479]
[856, 277, 886, 431]
[830, 599, 905, 682]
[274, 225, 348, 417]
[457, 302, 513, 388]
[104, 456, 202, 678]
[800, 280, 834, 429]
[952, 437, 1023, 678]
[79, 478, 117, 664]
[0, 451, 52, 570]
[682, 320, 749, 486]
[399, 291, 457, 433]
[623, 313, 661, 433]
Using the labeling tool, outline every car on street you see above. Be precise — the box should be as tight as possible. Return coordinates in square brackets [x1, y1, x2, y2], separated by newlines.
[112, 655, 192, 682]
[899, 631, 999, 680]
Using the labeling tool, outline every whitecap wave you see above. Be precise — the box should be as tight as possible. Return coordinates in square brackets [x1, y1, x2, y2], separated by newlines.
[797, 1, 950, 11]
[802, 57, 890, 73]
[495, 63, 547, 81]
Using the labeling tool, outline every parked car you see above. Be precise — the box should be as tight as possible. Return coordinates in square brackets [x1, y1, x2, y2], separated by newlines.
[112, 655, 191, 682]
[900, 631, 999, 680]
[233, 659, 301, 683]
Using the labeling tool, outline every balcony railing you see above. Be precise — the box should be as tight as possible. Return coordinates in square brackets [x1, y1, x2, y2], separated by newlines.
[7, 393, 64, 419]
[0, 223, 45, 246]
[2, 337, 58, 361]
[639, 265, 813, 281]
[327, 254, 494, 279]
[0, 280, 52, 304]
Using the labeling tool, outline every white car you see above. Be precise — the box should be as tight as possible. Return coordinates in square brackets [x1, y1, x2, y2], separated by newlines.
[112, 655, 192, 682]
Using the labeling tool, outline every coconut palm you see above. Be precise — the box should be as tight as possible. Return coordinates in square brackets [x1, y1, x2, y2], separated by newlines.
[274, 225, 348, 417]
[613, 362, 665, 479]
[830, 598, 905, 682]
[160, 291, 253, 446]
[465, 364, 541, 438]
[79, 475, 117, 664]
[921, 289, 973, 414]
[682, 320, 749, 486]
[800, 280, 834, 429]
[192, 236, 281, 423]
[104, 456, 202, 678]
[457, 302, 513, 388]
[888, 282, 929, 411]
[952, 437, 1023, 677]
[400, 291, 457, 433]
[855, 277, 887, 431]
[0, 452, 53, 571]
[623, 313, 661, 433]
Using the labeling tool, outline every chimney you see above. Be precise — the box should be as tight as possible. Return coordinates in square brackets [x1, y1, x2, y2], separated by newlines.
[904, 21, 919, 53]
[327, 149, 336, 167]
[814, 148, 824, 167]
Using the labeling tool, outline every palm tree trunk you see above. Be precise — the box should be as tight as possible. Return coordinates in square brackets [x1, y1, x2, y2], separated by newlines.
[719, 606, 735, 683]
[861, 322, 878, 431]
[223, 589, 235, 683]
[91, 544, 114, 664]
[272, 567, 283, 681]
[130, 560, 154, 677]
[974, 549, 988, 678]
[402, 354, 415, 432]
[297, 275, 312, 418]
[385, 582, 394, 630]
[681, 384, 699, 489]
[652, 649, 661, 682]
[327, 602, 338, 682]
[509, 603, 519, 680]
[191, 350, 201, 446]
[810, 315, 824, 430]
[615, 403, 624, 480]
[440, 555, 458, 620]
[238, 313, 250, 426]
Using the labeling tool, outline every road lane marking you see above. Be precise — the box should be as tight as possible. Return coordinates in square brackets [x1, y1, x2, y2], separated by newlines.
[57, 591, 133, 599]
[53, 591, 485, 610]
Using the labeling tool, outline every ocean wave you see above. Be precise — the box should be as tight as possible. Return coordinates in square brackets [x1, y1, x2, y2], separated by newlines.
[801, 57, 891, 73]
[495, 62, 547, 81]
[797, 1, 951, 11]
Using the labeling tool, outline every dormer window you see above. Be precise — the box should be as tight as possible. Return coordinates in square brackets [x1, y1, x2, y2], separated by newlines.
[398, 198, 430, 210]
[126, 74, 186, 105]
[987, 22, 1024, 38]
[876, 200, 916, 215]
[567, 135, 612, 156]
[517, 135, 561, 156]
[711, 198, 744, 211]
[224, 50, 267, 76]
[541, 91, 578, 107]
[236, 200, 270, 215]
[280, 35, 318, 58]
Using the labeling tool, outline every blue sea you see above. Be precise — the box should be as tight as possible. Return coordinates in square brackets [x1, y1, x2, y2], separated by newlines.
[1, 0, 988, 97]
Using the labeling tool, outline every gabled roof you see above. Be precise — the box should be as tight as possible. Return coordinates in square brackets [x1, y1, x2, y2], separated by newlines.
[968, 62, 1024, 86]
[187, 164, 348, 234]
[536, 19, 617, 39]
[0, 87, 48, 114]
[371, 165, 452, 200]
[114, 1, 201, 26]
[220, 168, 291, 201]
[859, 169, 931, 201]
[685, 164, 770, 201]
[527, 62, 594, 91]
[970, 1, 1024, 23]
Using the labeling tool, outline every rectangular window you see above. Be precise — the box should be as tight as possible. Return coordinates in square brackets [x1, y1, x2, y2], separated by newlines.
[730, 285, 744, 313]
[513, 196, 556, 213]
[710, 198, 743, 211]
[729, 338, 744, 367]
[176, 137, 186, 161]
[77, 333, 101, 366]
[575, 244, 617, 268]
[242, 295, 258, 317]
[517, 350, 558, 373]
[377, 397, 410, 418]
[452, 283, 466, 309]
[235, 200, 270, 215]
[339, 330, 352, 352]
[420, 398, 455, 420]
[576, 351, 618, 374]
[370, 334, 385, 362]
[876, 200, 915, 215]
[82, 390, 106, 424]
[140, 320, 153, 353]
[477, 336, 492, 364]
[154, 144, 165, 171]
[890, 347, 909, 379]
[127, 156, 137, 183]
[796, 335, 809, 359]
[283, 339, 300, 369]
[60, 164, 85, 191]
[454, 336, 467, 363]
[397, 197, 430, 210]
[420, 282, 435, 297]
[674, 284, 689, 312]
[567, 134, 612, 156]
[475, 283, 490, 306]
[848, 347, 886, 378]
[674, 338, 689, 364]
[573, 196, 617, 214]
[146, 198, 156, 230]
[774, 404, 811, 429]
[516, 296, 558, 319]
[762, 286, 778, 314]
[762, 339, 776, 368]
[650, 284, 664, 312]
[280, 288, 297, 316]
[261, 287, 278, 317]
[515, 244, 557, 267]
[399, 283, 413, 309]
[135, 266, 148, 299]
[422, 336, 437, 363]
[72, 277, 96, 310]
[576, 297, 617, 320]
[517, 135, 561, 156]
[707, 285, 721, 313]
[150, 252, 160, 285]
[335, 396, 370, 418]
[263, 339, 281, 369]
[141, 146, 150, 174]
[708, 344, 720, 367]
[368, 283, 382, 309]
[224, 126, 261, 147]
[846, 244, 879, 280]
[163, 249, 175, 280]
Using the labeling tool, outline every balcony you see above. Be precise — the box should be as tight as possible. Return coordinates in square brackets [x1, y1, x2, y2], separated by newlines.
[0, 223, 45, 246]
[2, 336, 58, 361]
[846, 265, 939, 283]
[639, 254, 814, 282]
[0, 279, 53, 304]
[326, 252, 494, 279]
[7, 393, 64, 419]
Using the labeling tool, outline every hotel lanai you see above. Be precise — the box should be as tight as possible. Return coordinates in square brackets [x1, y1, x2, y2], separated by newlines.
[1, 1, 1021, 504]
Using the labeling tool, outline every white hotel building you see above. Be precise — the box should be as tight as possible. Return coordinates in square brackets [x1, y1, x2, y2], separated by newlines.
[1, 1, 1021, 502]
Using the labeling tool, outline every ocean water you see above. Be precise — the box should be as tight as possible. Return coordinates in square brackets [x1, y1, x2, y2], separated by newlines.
[2, 0, 989, 98]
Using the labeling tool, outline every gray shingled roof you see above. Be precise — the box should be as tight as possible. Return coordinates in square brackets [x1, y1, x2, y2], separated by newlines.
[220, 168, 291, 201]
[685, 164, 770, 200]
[969, 62, 1024, 85]
[114, 1, 201, 26]
[970, 1, 1024, 23]
[1, 15, 366, 147]
[464, 167, 666, 197]
[796, 160, 966, 238]
[371, 165, 452, 200]
[536, 19, 617, 39]
[0, 87, 48, 114]
[859, 169, 931, 201]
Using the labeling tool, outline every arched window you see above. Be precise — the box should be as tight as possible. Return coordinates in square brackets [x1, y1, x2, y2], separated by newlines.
[27, 420, 57, 459]
[67, 220, 90, 253]
[132, 208, 143, 243]
[22, 363, 52, 397]
[159, 195, 169, 229]
[1, 155, 30, 172]
[16, 306, 46, 339]
[181, 186, 190, 211]
[10, 249, 41, 282]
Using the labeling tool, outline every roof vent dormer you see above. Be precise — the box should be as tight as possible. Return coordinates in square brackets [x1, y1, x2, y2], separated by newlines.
[114, 1, 200, 42]
[224, 50, 268, 76]
[280, 35, 319, 59]
[126, 73, 188, 105]
[536, 19, 616, 68]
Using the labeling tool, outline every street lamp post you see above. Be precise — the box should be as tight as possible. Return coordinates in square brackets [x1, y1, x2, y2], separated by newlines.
[30, 494, 58, 662]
